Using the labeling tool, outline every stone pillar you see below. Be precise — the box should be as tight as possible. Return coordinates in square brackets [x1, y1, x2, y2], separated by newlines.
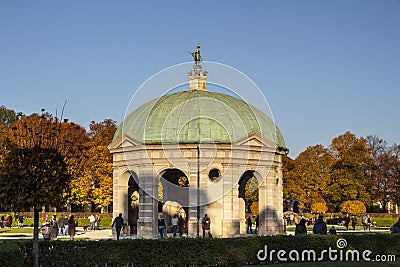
[137, 165, 158, 238]
[221, 164, 241, 237]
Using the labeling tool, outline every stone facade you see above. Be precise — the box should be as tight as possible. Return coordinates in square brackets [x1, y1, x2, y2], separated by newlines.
[108, 132, 286, 238]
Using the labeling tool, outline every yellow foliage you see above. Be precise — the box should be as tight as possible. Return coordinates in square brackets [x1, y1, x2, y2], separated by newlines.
[250, 201, 259, 215]
[312, 201, 328, 214]
[340, 200, 366, 215]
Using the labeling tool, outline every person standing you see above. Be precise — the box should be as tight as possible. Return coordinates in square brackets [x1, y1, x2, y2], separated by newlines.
[158, 215, 166, 238]
[313, 215, 327, 235]
[95, 215, 101, 230]
[88, 214, 95, 231]
[202, 214, 211, 238]
[171, 214, 179, 238]
[112, 213, 124, 240]
[58, 215, 65, 235]
[41, 221, 51, 240]
[367, 215, 371, 231]
[295, 218, 307, 235]
[344, 214, 350, 231]
[255, 215, 259, 234]
[178, 215, 185, 237]
[18, 214, 24, 228]
[246, 216, 253, 234]
[351, 216, 357, 231]
[329, 226, 337, 235]
[67, 215, 76, 241]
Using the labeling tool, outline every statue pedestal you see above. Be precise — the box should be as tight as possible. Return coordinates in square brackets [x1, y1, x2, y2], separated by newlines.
[188, 75, 207, 91]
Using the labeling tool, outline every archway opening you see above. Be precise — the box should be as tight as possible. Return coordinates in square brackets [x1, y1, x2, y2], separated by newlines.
[128, 173, 139, 235]
[238, 170, 259, 234]
[159, 169, 189, 236]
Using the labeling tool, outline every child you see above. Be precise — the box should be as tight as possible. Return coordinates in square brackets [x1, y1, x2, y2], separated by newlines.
[122, 223, 129, 239]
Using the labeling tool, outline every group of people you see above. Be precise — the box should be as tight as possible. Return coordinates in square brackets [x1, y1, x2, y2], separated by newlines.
[157, 213, 188, 238]
[342, 214, 358, 231]
[246, 215, 259, 234]
[87, 214, 101, 231]
[41, 214, 77, 241]
[295, 215, 335, 235]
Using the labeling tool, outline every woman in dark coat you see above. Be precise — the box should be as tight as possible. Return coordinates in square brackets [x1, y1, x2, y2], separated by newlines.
[295, 218, 307, 235]
[68, 215, 76, 241]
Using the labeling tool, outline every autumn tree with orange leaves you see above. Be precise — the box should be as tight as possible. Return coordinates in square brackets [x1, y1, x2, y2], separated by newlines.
[283, 132, 376, 212]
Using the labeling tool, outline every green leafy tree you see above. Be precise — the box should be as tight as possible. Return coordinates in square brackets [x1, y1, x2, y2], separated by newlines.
[0, 106, 20, 127]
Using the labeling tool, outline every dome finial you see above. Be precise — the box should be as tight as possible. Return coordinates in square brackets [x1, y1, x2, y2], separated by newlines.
[188, 42, 207, 91]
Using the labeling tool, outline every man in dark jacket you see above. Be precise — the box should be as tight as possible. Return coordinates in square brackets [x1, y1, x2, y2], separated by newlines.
[313, 215, 327, 235]
[112, 213, 124, 240]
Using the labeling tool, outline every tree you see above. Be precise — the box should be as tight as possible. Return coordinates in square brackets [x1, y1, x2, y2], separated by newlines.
[367, 135, 400, 212]
[340, 200, 366, 215]
[283, 145, 334, 212]
[0, 106, 20, 127]
[0, 112, 72, 267]
[312, 201, 328, 214]
[328, 132, 375, 209]
[87, 119, 116, 212]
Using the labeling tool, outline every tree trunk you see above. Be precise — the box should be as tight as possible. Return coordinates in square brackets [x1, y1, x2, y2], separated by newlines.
[33, 206, 39, 267]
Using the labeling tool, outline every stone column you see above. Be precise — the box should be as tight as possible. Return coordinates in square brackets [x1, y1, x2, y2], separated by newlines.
[221, 164, 241, 237]
[137, 165, 158, 238]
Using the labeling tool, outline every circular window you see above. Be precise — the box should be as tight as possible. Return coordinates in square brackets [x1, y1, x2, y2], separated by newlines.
[208, 169, 221, 182]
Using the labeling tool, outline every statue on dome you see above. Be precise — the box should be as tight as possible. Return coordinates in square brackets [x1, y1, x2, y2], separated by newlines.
[190, 42, 202, 65]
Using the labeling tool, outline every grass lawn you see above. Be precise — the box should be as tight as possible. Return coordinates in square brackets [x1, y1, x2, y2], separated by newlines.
[0, 227, 33, 234]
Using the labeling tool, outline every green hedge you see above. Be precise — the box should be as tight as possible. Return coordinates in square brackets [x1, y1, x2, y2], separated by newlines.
[2, 234, 399, 266]
[0, 242, 23, 266]
[326, 215, 398, 227]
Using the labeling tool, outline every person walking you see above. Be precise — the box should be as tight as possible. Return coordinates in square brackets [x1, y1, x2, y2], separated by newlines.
[313, 215, 327, 235]
[67, 215, 76, 241]
[171, 214, 179, 238]
[295, 218, 307, 235]
[158, 215, 166, 238]
[112, 213, 124, 240]
[361, 214, 368, 231]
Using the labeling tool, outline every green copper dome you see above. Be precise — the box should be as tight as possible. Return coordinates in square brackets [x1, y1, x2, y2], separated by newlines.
[114, 90, 286, 148]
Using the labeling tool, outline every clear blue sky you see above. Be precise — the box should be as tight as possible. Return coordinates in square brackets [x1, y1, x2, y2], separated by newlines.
[1, 1, 399, 157]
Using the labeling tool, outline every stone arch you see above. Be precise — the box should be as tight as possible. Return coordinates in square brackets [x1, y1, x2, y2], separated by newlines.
[238, 170, 260, 234]
[159, 168, 189, 235]
[128, 173, 139, 234]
